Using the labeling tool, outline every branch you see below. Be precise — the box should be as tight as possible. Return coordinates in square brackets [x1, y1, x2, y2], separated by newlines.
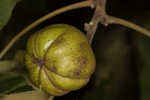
[108, 16, 150, 37]
[85, 0, 107, 44]
[85, 0, 150, 44]
[0, 50, 25, 73]
[0, 1, 92, 59]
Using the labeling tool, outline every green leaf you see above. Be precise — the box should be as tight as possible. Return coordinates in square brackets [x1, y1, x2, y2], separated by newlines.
[0, 72, 32, 94]
[0, 0, 21, 30]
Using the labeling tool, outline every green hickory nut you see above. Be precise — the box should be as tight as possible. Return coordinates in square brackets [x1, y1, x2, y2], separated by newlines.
[25, 24, 96, 96]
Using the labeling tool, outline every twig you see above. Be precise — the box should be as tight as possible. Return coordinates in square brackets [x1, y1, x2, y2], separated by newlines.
[85, 0, 107, 44]
[96, 0, 106, 10]
[108, 16, 150, 37]
[0, 1, 91, 59]
[85, 0, 150, 44]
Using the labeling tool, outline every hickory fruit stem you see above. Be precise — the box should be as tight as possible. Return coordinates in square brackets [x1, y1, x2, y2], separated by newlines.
[86, 0, 150, 44]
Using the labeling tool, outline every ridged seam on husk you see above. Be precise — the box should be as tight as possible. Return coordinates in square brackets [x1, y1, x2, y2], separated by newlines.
[44, 26, 95, 79]
[25, 24, 96, 96]
[39, 67, 69, 96]
[45, 67, 89, 90]
[43, 31, 92, 79]
[25, 54, 41, 86]
[43, 67, 70, 91]
[27, 29, 90, 91]
[26, 25, 75, 95]
[25, 26, 70, 95]
[34, 25, 68, 59]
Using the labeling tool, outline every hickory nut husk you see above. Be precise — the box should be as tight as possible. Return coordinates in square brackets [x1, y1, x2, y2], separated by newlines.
[25, 24, 96, 96]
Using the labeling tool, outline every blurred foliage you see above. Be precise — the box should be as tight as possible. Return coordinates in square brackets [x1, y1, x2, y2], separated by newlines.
[0, 0, 150, 100]
[128, 13, 150, 100]
[2, 90, 48, 100]
[0, 72, 31, 94]
[0, 0, 21, 30]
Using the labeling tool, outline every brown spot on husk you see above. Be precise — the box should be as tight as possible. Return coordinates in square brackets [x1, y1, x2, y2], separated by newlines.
[77, 57, 87, 68]
[32, 58, 45, 68]
[74, 70, 81, 76]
